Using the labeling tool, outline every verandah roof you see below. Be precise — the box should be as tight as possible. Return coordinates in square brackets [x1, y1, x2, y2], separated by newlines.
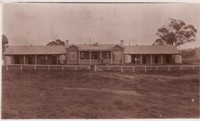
[4, 44, 180, 55]
[124, 45, 180, 54]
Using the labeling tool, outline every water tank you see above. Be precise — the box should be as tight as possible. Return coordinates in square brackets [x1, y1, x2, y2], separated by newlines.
[125, 55, 131, 64]
[4, 56, 11, 64]
[59, 55, 66, 64]
[175, 55, 182, 64]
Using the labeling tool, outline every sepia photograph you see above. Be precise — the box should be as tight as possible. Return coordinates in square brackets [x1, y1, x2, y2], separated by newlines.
[1, 1, 200, 119]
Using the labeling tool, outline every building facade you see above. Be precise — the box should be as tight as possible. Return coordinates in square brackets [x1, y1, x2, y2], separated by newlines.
[3, 44, 182, 65]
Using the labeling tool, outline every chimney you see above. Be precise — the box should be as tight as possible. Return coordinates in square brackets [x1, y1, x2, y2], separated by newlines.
[66, 40, 69, 45]
[120, 40, 124, 45]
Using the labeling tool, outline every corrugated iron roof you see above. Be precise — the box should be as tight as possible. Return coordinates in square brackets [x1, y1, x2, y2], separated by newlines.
[124, 45, 180, 54]
[4, 46, 67, 55]
[77, 44, 123, 51]
[4, 44, 180, 55]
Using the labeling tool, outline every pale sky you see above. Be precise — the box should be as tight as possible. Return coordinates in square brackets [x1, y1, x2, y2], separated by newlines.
[3, 3, 200, 48]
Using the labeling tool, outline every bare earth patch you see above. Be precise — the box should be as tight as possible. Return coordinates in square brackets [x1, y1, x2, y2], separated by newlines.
[2, 70, 200, 118]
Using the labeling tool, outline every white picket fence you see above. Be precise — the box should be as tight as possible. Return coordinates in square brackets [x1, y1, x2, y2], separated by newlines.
[2, 64, 200, 72]
[3, 64, 90, 71]
[95, 64, 200, 72]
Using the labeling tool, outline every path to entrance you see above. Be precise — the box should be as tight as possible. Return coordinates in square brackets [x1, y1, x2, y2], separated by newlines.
[62, 87, 143, 96]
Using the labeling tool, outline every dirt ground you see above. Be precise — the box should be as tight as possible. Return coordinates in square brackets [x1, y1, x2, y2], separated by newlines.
[2, 70, 200, 118]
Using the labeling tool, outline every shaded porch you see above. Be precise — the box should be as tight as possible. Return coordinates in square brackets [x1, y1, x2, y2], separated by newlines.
[126, 54, 178, 65]
[79, 51, 112, 65]
[11, 54, 66, 65]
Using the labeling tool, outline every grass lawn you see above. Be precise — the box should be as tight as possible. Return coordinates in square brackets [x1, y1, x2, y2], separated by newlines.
[2, 70, 200, 118]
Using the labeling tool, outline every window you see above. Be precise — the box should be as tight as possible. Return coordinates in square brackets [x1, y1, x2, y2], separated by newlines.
[52, 55, 57, 64]
[142, 55, 146, 64]
[155, 55, 158, 63]
[166, 55, 171, 63]
[69, 51, 77, 60]
[113, 51, 121, 61]
[14, 56, 20, 64]
[106, 52, 110, 59]
[132, 55, 140, 64]
[27, 56, 33, 64]
[91, 51, 100, 59]
[102, 51, 111, 59]
[80, 51, 89, 59]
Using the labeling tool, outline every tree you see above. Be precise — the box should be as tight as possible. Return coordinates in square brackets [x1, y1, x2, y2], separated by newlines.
[47, 39, 65, 46]
[153, 18, 197, 47]
[2, 34, 9, 53]
[181, 49, 196, 58]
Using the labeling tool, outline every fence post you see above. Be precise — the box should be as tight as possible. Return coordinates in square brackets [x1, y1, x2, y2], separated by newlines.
[121, 67, 123, 72]
[34, 65, 36, 70]
[21, 65, 23, 71]
[88, 65, 90, 70]
[145, 66, 147, 72]
[94, 65, 96, 72]
[168, 66, 170, 71]
[48, 65, 50, 70]
[192, 65, 194, 70]
[6, 65, 8, 71]
[62, 66, 63, 71]
[156, 66, 158, 71]
[132, 66, 134, 72]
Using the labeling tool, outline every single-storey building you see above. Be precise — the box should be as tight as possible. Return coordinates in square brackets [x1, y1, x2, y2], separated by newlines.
[3, 43, 182, 65]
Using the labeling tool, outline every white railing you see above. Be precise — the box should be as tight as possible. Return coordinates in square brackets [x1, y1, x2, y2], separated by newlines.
[95, 64, 200, 72]
[2, 64, 200, 72]
[3, 64, 90, 71]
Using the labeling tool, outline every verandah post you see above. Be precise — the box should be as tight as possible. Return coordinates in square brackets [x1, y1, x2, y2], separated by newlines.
[46, 55, 48, 64]
[35, 55, 37, 65]
[6, 65, 8, 71]
[100, 51, 102, 64]
[62, 65, 63, 71]
[110, 51, 112, 65]
[34, 55, 37, 70]
[78, 51, 80, 64]
[21, 64, 22, 71]
[57, 55, 59, 64]
[89, 51, 91, 65]
[24, 55, 26, 65]
[161, 54, 163, 64]
[121, 66, 123, 72]
[140, 54, 143, 64]
[168, 66, 170, 71]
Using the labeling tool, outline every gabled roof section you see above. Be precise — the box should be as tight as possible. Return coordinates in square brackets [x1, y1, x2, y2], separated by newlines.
[66, 45, 79, 50]
[124, 45, 180, 54]
[112, 45, 124, 49]
[77, 44, 114, 51]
